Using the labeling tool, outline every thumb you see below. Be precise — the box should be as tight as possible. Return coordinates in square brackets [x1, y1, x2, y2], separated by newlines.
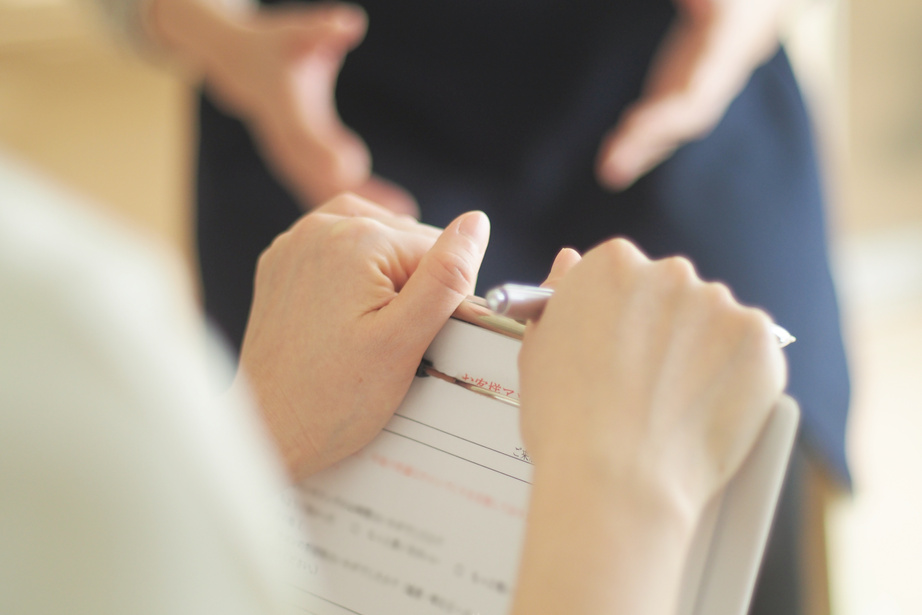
[384, 211, 490, 350]
[287, 4, 368, 55]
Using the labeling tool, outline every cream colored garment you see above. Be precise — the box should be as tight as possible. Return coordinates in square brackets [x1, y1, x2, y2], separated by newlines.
[0, 153, 297, 615]
[92, 0, 253, 54]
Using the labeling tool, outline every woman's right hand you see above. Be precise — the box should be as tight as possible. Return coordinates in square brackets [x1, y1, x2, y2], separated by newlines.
[519, 238, 787, 517]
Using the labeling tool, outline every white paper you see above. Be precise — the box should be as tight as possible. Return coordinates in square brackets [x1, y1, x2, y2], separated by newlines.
[283, 319, 529, 615]
[280, 317, 798, 615]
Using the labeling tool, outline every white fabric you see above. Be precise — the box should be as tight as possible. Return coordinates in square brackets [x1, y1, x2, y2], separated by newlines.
[92, 0, 254, 55]
[0, 153, 297, 615]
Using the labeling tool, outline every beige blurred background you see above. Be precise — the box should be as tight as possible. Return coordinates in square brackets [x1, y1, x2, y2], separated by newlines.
[0, 0, 919, 613]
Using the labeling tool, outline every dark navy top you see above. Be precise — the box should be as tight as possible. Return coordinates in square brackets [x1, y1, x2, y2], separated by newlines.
[197, 0, 851, 488]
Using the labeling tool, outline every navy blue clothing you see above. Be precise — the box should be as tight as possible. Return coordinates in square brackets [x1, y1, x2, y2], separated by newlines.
[196, 3, 850, 613]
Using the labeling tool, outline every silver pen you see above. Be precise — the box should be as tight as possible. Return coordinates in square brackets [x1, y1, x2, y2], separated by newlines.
[485, 283, 796, 348]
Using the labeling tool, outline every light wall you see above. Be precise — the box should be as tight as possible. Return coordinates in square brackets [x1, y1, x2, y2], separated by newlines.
[0, 0, 192, 259]
[821, 2, 922, 615]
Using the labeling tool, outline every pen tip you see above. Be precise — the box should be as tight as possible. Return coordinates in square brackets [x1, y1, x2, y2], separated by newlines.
[772, 324, 795, 348]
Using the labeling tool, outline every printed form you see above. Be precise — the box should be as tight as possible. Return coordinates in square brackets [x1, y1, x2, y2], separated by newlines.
[278, 313, 797, 615]
[282, 318, 531, 615]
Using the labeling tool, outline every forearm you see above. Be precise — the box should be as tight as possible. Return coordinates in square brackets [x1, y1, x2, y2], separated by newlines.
[512, 455, 696, 615]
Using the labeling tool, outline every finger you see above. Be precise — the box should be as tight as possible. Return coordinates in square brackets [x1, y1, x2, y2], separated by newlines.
[316, 192, 400, 218]
[540, 248, 582, 289]
[302, 192, 442, 253]
[375, 215, 441, 239]
[383, 211, 490, 350]
[596, 15, 746, 191]
[315, 193, 439, 241]
[280, 47, 374, 207]
[262, 92, 371, 209]
[272, 5, 377, 209]
[596, 97, 699, 190]
[704, 308, 788, 484]
[283, 3, 368, 54]
[353, 175, 420, 218]
[372, 225, 444, 292]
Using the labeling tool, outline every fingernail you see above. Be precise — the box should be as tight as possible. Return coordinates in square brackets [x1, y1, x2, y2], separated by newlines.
[547, 247, 580, 281]
[458, 211, 490, 245]
[555, 246, 580, 263]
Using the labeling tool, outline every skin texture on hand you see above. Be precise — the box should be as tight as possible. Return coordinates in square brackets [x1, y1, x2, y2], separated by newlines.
[234, 194, 488, 480]
[596, 0, 794, 189]
[147, 0, 418, 214]
[512, 240, 787, 615]
[521, 239, 787, 515]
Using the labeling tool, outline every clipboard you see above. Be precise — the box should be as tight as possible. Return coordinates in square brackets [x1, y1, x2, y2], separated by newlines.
[282, 298, 799, 615]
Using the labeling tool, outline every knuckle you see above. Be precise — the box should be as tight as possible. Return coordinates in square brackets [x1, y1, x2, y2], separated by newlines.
[423, 249, 476, 296]
[254, 243, 274, 275]
[740, 307, 775, 345]
[287, 211, 327, 242]
[318, 192, 366, 215]
[736, 307, 786, 386]
[260, 227, 290, 261]
[657, 255, 699, 288]
[721, 303, 775, 355]
[698, 282, 772, 342]
[701, 281, 736, 309]
[597, 237, 646, 269]
[330, 215, 379, 240]
[253, 227, 294, 281]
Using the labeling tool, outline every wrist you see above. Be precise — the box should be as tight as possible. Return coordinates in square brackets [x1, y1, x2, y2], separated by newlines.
[537, 445, 700, 532]
[230, 366, 318, 481]
[512, 456, 697, 615]
[145, 0, 254, 79]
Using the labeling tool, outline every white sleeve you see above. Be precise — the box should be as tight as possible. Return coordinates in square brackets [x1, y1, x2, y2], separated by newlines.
[90, 0, 255, 54]
[93, 0, 155, 50]
[0, 154, 298, 615]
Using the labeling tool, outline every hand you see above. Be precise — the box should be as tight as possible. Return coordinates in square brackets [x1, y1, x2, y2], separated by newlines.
[596, 0, 793, 190]
[148, 0, 418, 214]
[234, 194, 489, 480]
[519, 239, 787, 516]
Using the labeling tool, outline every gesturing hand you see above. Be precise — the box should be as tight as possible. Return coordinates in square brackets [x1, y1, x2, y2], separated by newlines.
[596, 0, 794, 190]
[156, 0, 418, 214]
[235, 194, 488, 480]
